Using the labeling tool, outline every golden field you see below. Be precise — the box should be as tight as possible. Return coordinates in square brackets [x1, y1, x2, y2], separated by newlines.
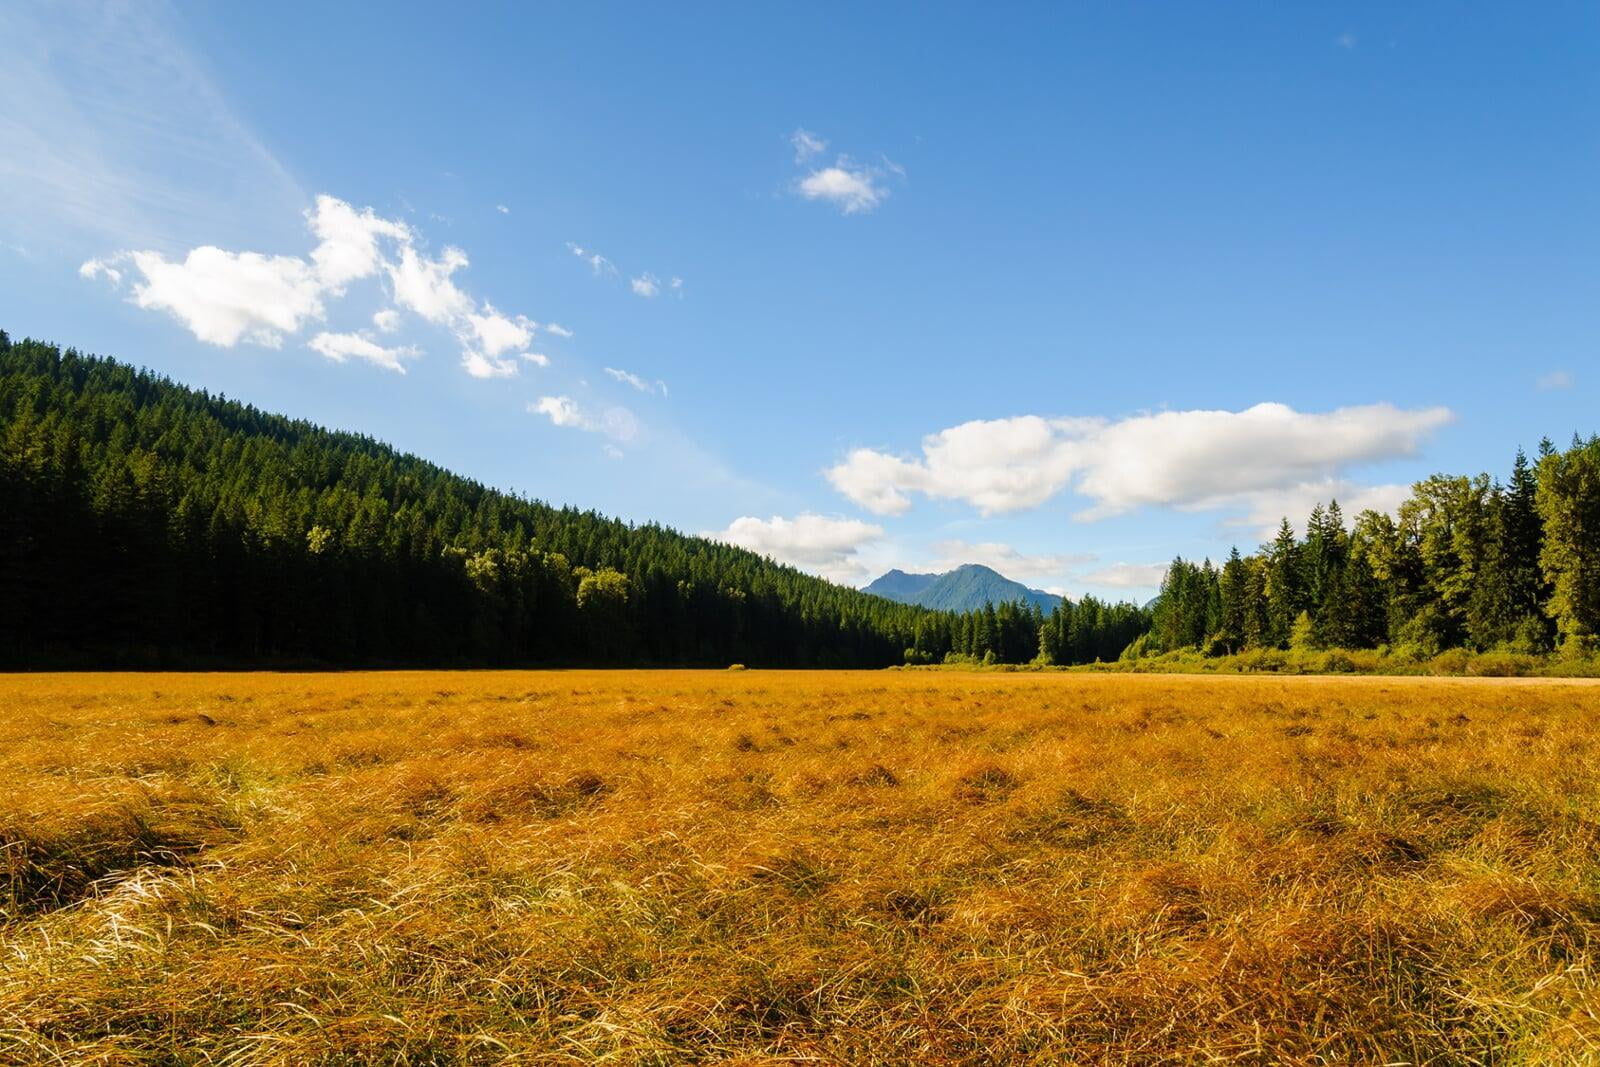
[3, 671, 1600, 1065]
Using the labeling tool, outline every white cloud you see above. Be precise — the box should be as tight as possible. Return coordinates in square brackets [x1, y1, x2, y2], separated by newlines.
[496, 204, 510, 215]
[529, 396, 640, 443]
[544, 322, 574, 338]
[710, 514, 884, 584]
[308, 194, 408, 291]
[791, 128, 828, 163]
[630, 273, 660, 298]
[521, 351, 550, 367]
[78, 258, 122, 286]
[82, 194, 554, 377]
[387, 244, 472, 324]
[669, 276, 684, 296]
[461, 351, 519, 379]
[532, 395, 586, 428]
[1078, 562, 1171, 590]
[827, 402, 1454, 520]
[925, 540, 1093, 581]
[465, 306, 534, 357]
[567, 242, 616, 276]
[308, 331, 416, 373]
[1537, 370, 1574, 391]
[1224, 479, 1415, 541]
[798, 162, 890, 214]
[122, 246, 325, 347]
[604, 366, 665, 394]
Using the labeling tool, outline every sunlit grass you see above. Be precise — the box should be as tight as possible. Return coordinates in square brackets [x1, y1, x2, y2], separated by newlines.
[3, 671, 1599, 1063]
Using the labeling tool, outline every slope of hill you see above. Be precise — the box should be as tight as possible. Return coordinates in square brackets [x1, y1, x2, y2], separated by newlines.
[859, 568, 939, 602]
[0, 333, 947, 668]
[865, 563, 1062, 614]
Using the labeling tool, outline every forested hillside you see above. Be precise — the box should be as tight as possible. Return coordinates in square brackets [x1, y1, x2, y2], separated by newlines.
[1137, 440, 1600, 662]
[0, 333, 1149, 668]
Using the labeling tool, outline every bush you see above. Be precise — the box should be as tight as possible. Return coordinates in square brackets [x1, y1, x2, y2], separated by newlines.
[727, 663, 747, 671]
[1322, 650, 1357, 673]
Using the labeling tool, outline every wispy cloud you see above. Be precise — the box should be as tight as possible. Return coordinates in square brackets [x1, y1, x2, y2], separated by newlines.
[529, 396, 641, 444]
[791, 128, 828, 163]
[1537, 369, 1575, 391]
[0, 3, 304, 251]
[571, 243, 682, 299]
[924, 540, 1094, 582]
[308, 331, 418, 374]
[567, 242, 617, 276]
[605, 366, 667, 395]
[1078, 562, 1170, 590]
[788, 130, 904, 215]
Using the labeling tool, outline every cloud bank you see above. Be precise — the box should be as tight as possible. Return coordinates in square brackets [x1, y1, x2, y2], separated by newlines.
[827, 402, 1453, 520]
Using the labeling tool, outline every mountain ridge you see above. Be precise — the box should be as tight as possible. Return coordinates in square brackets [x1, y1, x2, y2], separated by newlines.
[864, 563, 1062, 614]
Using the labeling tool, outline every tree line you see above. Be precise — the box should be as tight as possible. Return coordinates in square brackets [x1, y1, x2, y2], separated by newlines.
[1138, 439, 1600, 660]
[0, 334, 1146, 668]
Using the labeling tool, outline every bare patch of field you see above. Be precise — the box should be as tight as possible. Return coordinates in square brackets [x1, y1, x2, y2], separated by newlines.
[2, 670, 1599, 1063]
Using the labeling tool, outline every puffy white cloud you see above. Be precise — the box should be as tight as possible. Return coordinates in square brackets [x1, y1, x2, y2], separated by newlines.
[798, 162, 890, 214]
[630, 273, 660, 298]
[308, 194, 408, 291]
[709, 514, 884, 584]
[531, 395, 585, 427]
[520, 351, 550, 367]
[465, 306, 534, 357]
[496, 204, 510, 215]
[124, 246, 324, 347]
[604, 366, 664, 394]
[529, 396, 640, 443]
[81, 194, 556, 377]
[308, 331, 415, 373]
[827, 403, 1453, 520]
[461, 351, 519, 379]
[1537, 370, 1574, 391]
[387, 244, 472, 324]
[791, 128, 828, 162]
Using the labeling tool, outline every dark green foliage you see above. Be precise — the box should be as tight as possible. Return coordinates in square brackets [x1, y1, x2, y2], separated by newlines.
[0, 335, 960, 668]
[0, 334, 1152, 669]
[1139, 440, 1600, 660]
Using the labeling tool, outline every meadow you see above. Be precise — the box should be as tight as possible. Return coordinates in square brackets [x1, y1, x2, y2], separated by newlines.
[3, 670, 1599, 1064]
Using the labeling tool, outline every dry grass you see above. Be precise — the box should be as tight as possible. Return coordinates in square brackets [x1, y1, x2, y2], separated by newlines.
[2, 670, 1599, 1064]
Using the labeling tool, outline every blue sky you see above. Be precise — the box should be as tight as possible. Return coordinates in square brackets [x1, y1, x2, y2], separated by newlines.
[2, 2, 1594, 596]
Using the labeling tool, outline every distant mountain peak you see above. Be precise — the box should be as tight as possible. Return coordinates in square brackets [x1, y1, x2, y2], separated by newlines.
[863, 563, 1061, 614]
